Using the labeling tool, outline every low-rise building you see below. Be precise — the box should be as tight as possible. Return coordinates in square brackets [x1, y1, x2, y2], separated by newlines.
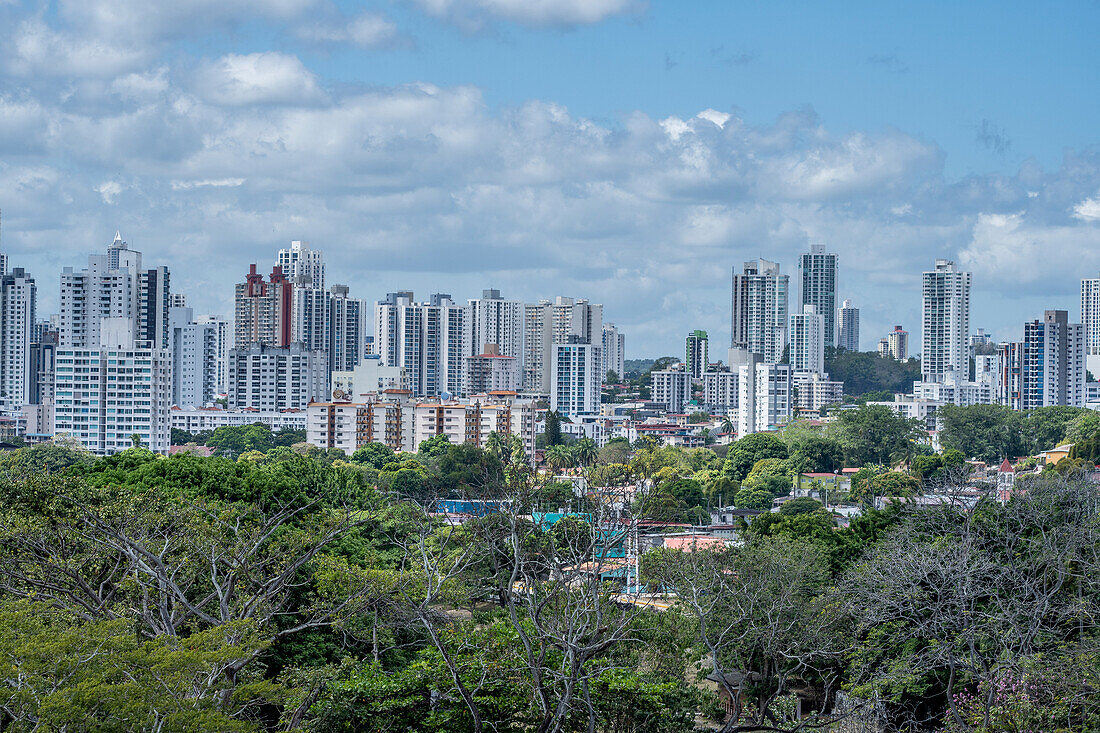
[169, 405, 308, 435]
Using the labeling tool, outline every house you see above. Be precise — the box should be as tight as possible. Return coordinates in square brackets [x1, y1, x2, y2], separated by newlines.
[1038, 444, 1074, 466]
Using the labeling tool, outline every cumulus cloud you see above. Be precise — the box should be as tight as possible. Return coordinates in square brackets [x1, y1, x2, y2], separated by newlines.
[411, 0, 641, 29]
[193, 53, 325, 106]
[6, 19, 150, 78]
[95, 181, 123, 203]
[1073, 194, 1100, 221]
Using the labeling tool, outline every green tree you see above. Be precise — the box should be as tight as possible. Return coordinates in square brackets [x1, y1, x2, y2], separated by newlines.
[824, 347, 922, 395]
[937, 404, 1029, 463]
[722, 433, 789, 482]
[543, 410, 563, 447]
[789, 435, 845, 473]
[543, 444, 571, 473]
[779, 497, 823, 515]
[834, 404, 923, 466]
[417, 434, 452, 459]
[573, 437, 598, 467]
[1025, 405, 1090, 451]
[350, 442, 396, 470]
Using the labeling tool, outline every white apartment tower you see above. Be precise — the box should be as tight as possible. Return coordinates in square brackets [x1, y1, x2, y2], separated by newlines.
[524, 296, 603, 394]
[170, 307, 226, 407]
[53, 319, 173, 455]
[277, 241, 325, 291]
[60, 233, 170, 350]
[787, 304, 825, 375]
[327, 284, 365, 373]
[838, 299, 860, 352]
[731, 259, 789, 364]
[1020, 310, 1085, 409]
[549, 338, 601, 417]
[465, 289, 524, 363]
[798, 245, 838, 349]
[1082, 274, 1100, 377]
[921, 259, 971, 382]
[0, 268, 37, 409]
[374, 292, 465, 397]
[737, 355, 792, 436]
[651, 368, 693, 413]
[685, 330, 709, 379]
[601, 323, 625, 381]
[227, 343, 328, 411]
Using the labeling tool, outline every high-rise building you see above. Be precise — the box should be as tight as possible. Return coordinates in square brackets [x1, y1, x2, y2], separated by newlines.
[701, 368, 738, 412]
[192, 314, 230, 395]
[1020, 310, 1085, 410]
[601, 323, 625, 381]
[523, 296, 603, 394]
[170, 307, 226, 407]
[465, 289, 524, 364]
[838, 299, 860, 352]
[995, 342, 1022, 410]
[234, 264, 293, 348]
[227, 343, 328, 411]
[787, 305, 824, 375]
[291, 278, 328, 352]
[879, 326, 909, 361]
[737, 354, 791, 436]
[798, 245, 838, 349]
[374, 292, 465, 397]
[170, 293, 187, 308]
[549, 337, 601, 417]
[0, 267, 36, 410]
[731, 259, 789, 364]
[463, 344, 520, 395]
[1081, 274, 1100, 377]
[685, 330, 709, 379]
[53, 318, 173, 455]
[651, 367, 692, 413]
[59, 233, 170, 350]
[327, 284, 365, 373]
[921, 259, 971, 381]
[276, 241, 325, 291]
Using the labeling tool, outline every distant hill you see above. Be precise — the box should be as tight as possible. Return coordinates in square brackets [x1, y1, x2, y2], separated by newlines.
[623, 359, 656, 379]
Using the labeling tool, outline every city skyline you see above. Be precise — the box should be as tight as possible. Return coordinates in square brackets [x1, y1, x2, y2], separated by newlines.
[0, 2, 1098, 355]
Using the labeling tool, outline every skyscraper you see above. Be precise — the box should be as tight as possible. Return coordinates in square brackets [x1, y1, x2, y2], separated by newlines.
[170, 307, 224, 407]
[465, 289, 524, 363]
[731, 259, 789, 364]
[550, 337, 601, 417]
[374, 292, 464, 397]
[1021, 310, 1085, 409]
[0, 267, 36, 409]
[798, 245, 838, 349]
[879, 326, 908, 360]
[921, 259, 971, 381]
[327, 284, 365, 373]
[523, 296, 602, 394]
[277, 241, 325, 291]
[787, 305, 825, 375]
[234, 264, 293, 348]
[59, 233, 170, 350]
[685, 330, 709, 379]
[838, 299, 860, 352]
[1081, 274, 1100, 377]
[601, 323, 625, 382]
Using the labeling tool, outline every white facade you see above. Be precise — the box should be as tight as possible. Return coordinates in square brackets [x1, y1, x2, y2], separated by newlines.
[651, 368, 692, 413]
[921, 260, 971, 381]
[332, 356, 406, 399]
[731, 259, 789, 364]
[1, 268, 36, 410]
[913, 375, 992, 407]
[737, 356, 791, 436]
[550, 340, 601, 417]
[601, 323, 625, 381]
[792, 371, 844, 411]
[375, 292, 465, 397]
[169, 307, 226, 407]
[53, 323, 173, 455]
[1082, 274, 1100, 377]
[276, 241, 325, 291]
[1021, 310, 1085, 409]
[227, 343, 328, 411]
[465, 289, 524, 363]
[788, 304, 825, 375]
[798, 245, 838, 349]
[193, 314, 230, 394]
[524, 297, 603, 394]
[838, 299, 859, 352]
[291, 283, 328, 353]
[327, 284, 365, 373]
[60, 234, 141, 349]
[701, 370, 738, 411]
[169, 406, 307, 434]
[463, 350, 520, 395]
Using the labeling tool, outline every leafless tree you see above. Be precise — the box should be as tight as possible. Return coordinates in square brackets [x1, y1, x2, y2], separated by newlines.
[646, 536, 848, 733]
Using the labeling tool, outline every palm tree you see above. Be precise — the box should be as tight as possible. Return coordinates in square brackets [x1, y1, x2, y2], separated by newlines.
[574, 438, 598, 467]
[545, 445, 571, 474]
[485, 431, 504, 461]
[720, 415, 734, 435]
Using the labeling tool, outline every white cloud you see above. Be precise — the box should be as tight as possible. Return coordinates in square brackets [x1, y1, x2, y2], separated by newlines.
[298, 13, 401, 48]
[1073, 194, 1100, 221]
[412, 0, 640, 29]
[171, 178, 245, 190]
[57, 0, 317, 42]
[7, 19, 150, 78]
[95, 181, 123, 203]
[193, 53, 325, 106]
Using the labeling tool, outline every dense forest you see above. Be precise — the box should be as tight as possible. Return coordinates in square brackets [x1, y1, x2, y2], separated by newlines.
[0, 413, 1097, 732]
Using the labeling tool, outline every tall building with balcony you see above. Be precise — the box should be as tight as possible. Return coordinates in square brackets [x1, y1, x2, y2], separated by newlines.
[731, 259, 788, 364]
[601, 323, 625, 381]
[549, 337, 601, 417]
[170, 307, 226, 407]
[1082, 273, 1100, 377]
[327, 284, 365, 373]
[374, 292, 465, 397]
[838, 299, 860, 352]
[524, 296, 603, 394]
[787, 305, 825, 375]
[921, 260, 970, 381]
[685, 330, 709, 379]
[798, 245, 838, 349]
[227, 343, 327, 411]
[878, 326, 909, 360]
[0, 267, 36, 410]
[465, 289, 524, 365]
[1020, 310, 1085, 409]
[234, 264, 292, 348]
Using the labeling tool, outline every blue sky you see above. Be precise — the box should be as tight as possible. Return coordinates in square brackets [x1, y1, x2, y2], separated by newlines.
[1, 0, 1099, 356]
